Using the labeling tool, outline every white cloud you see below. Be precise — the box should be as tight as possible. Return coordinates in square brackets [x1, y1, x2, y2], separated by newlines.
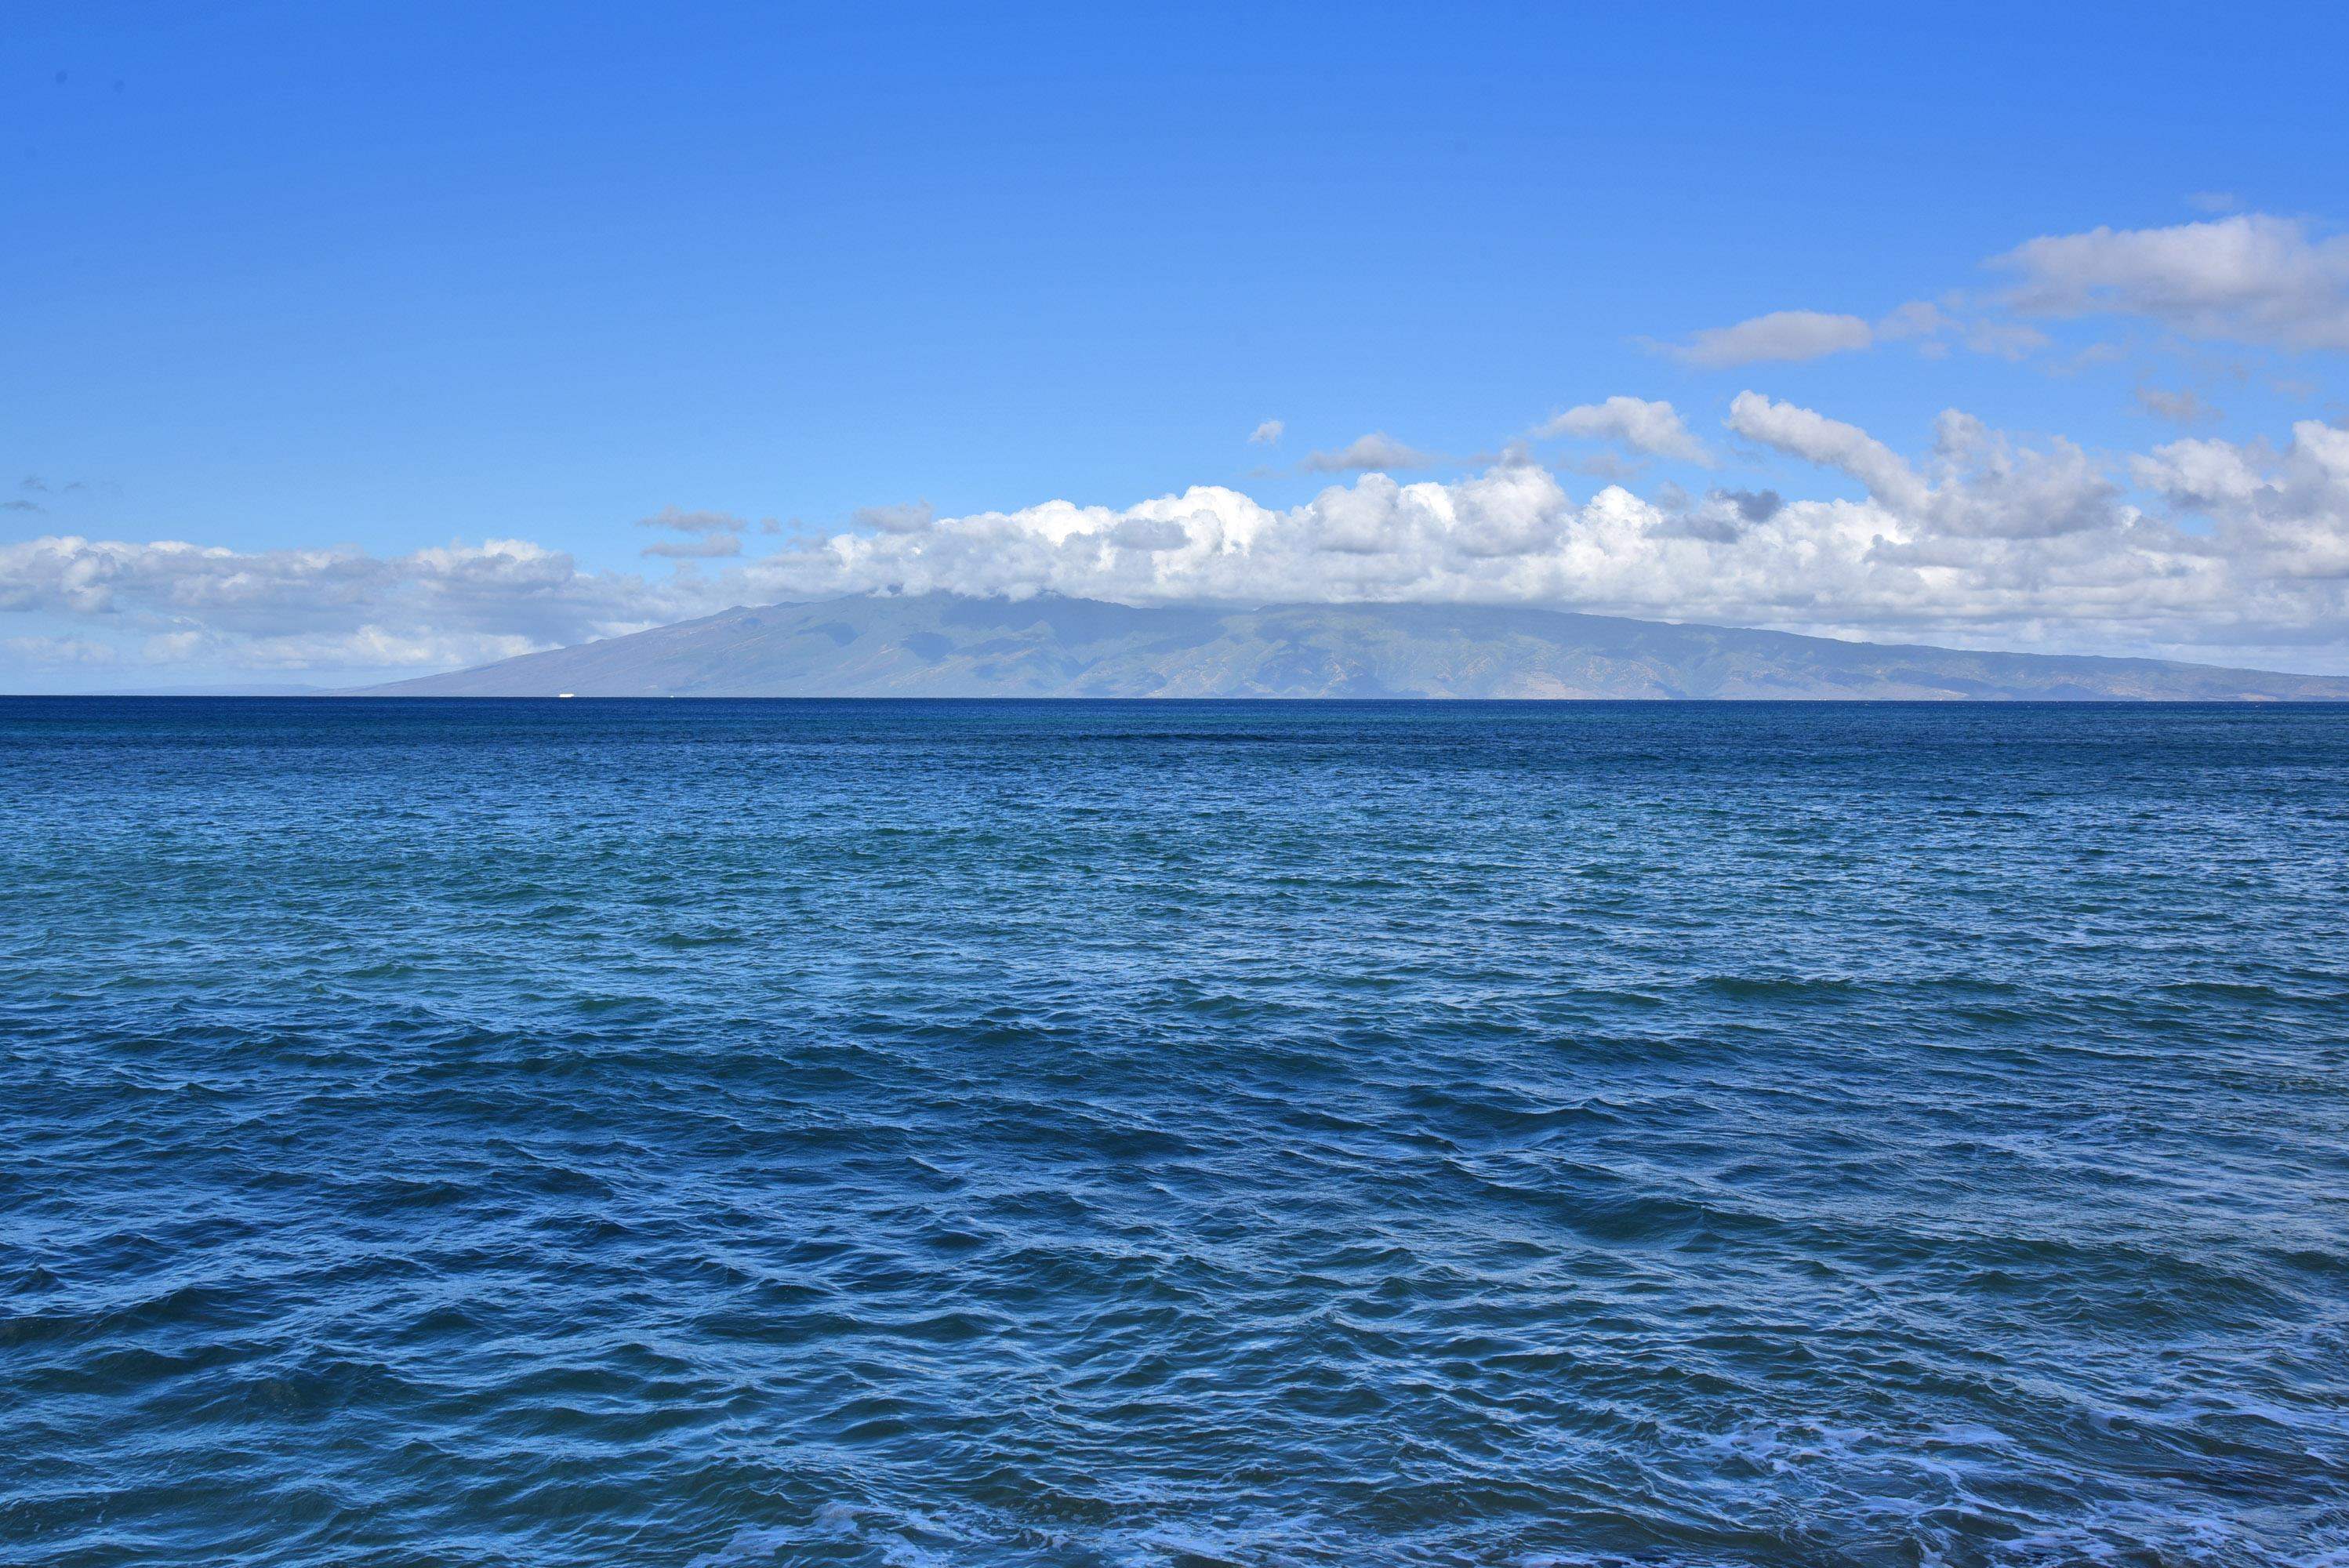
[12, 405, 2349, 680]
[1729, 392, 2122, 540]
[1726, 392, 1930, 514]
[2134, 420, 2349, 582]
[1922, 410, 2124, 539]
[2139, 419, 2349, 508]
[0, 535, 693, 676]
[1668, 310, 1875, 368]
[1302, 432, 1438, 473]
[1993, 214, 2349, 350]
[1248, 419, 1285, 445]
[1668, 300, 2046, 368]
[1663, 213, 2349, 371]
[1534, 397, 1712, 464]
[692, 404, 2347, 667]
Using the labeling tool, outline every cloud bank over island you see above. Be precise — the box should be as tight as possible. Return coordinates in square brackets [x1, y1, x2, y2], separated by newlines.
[7, 212, 2349, 684]
[8, 392, 2348, 679]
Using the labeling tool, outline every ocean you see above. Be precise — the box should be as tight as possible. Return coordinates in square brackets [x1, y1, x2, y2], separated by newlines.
[4, 698, 2345, 1566]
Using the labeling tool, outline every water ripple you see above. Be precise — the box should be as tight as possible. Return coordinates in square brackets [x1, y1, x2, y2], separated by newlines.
[3, 698, 2347, 1566]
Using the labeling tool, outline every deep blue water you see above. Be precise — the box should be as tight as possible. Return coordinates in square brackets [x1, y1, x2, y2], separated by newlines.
[5, 699, 2347, 1567]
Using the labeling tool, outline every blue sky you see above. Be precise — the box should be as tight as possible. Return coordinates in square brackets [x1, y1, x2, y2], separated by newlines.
[8, 2, 2349, 687]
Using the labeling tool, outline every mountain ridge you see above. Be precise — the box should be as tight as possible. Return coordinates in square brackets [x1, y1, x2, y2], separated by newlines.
[354, 595, 2349, 701]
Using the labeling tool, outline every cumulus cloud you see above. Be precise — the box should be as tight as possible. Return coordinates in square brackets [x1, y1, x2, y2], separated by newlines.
[1667, 310, 1875, 368]
[1107, 516, 1193, 552]
[1716, 488, 1784, 524]
[1729, 392, 2122, 539]
[1645, 486, 1770, 544]
[677, 401, 2346, 666]
[2133, 420, 2349, 581]
[1534, 397, 1712, 463]
[1248, 419, 1285, 445]
[1994, 214, 2349, 350]
[13, 403, 2349, 679]
[2130, 434, 2269, 510]
[1302, 432, 1438, 473]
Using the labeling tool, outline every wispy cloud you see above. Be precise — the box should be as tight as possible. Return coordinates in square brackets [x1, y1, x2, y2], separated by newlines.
[635, 506, 742, 535]
[636, 506, 746, 558]
[1665, 310, 1875, 368]
[641, 534, 742, 559]
[1663, 299, 2039, 368]
[2136, 386, 2222, 426]
[851, 500, 935, 535]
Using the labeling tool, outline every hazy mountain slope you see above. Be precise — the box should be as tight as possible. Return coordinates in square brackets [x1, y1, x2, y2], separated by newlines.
[356, 596, 2349, 699]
